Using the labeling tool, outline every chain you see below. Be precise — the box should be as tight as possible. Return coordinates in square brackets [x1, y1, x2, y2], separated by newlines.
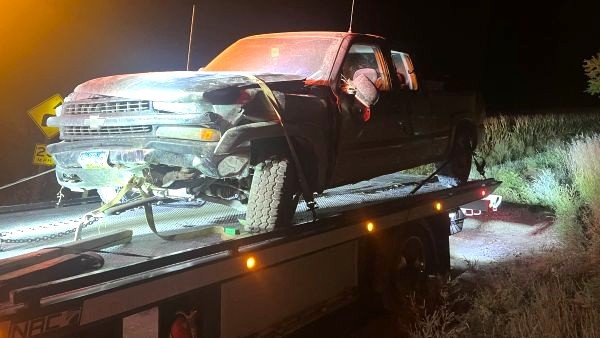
[0, 214, 101, 246]
[0, 177, 143, 247]
[0, 169, 56, 191]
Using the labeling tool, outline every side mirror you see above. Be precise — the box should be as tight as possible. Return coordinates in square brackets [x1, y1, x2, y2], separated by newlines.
[353, 73, 379, 106]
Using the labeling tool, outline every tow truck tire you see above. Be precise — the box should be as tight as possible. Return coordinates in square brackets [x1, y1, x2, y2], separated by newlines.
[244, 158, 299, 232]
[381, 226, 435, 313]
[436, 129, 473, 186]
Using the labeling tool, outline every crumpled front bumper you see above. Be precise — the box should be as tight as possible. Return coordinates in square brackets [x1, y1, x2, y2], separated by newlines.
[47, 137, 249, 191]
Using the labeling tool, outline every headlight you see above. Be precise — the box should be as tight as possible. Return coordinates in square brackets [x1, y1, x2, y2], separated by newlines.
[156, 126, 221, 142]
[55, 104, 63, 117]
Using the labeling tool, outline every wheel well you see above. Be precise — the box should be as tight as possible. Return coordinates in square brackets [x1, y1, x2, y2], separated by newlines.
[369, 216, 450, 283]
[453, 119, 478, 149]
[360, 216, 450, 310]
[250, 137, 289, 165]
[250, 136, 320, 192]
[421, 214, 451, 275]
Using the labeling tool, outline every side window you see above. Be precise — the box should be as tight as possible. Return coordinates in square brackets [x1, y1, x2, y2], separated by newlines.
[341, 44, 388, 91]
[391, 51, 418, 91]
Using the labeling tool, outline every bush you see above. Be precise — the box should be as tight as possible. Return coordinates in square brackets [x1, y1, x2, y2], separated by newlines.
[569, 136, 600, 259]
[583, 52, 600, 96]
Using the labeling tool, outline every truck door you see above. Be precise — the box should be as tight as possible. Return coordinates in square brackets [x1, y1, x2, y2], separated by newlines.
[331, 43, 401, 186]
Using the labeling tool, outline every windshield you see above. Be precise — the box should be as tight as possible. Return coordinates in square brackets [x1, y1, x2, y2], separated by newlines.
[204, 35, 342, 83]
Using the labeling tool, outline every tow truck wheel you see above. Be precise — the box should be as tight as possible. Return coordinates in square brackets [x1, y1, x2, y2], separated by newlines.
[382, 228, 434, 312]
[436, 129, 473, 186]
[244, 157, 299, 232]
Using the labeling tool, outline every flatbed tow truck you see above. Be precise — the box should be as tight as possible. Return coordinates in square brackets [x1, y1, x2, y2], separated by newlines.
[0, 173, 500, 338]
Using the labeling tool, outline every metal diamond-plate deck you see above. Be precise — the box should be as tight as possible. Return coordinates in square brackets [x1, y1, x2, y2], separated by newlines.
[0, 173, 443, 269]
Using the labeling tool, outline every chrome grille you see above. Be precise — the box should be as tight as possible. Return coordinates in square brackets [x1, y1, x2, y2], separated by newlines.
[63, 125, 152, 137]
[64, 100, 151, 115]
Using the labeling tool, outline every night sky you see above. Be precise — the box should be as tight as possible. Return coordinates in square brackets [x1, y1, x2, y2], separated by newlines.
[0, 0, 599, 202]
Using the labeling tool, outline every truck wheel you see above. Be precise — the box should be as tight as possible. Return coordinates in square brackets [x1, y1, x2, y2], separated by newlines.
[382, 228, 434, 312]
[436, 130, 473, 186]
[244, 158, 299, 232]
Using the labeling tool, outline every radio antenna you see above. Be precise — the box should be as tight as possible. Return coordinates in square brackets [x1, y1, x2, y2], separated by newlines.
[186, 4, 196, 71]
[348, 0, 355, 33]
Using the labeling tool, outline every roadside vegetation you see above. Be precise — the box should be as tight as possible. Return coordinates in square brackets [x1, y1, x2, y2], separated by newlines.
[410, 112, 600, 337]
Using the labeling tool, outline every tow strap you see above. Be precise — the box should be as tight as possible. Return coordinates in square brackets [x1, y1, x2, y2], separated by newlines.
[244, 75, 319, 221]
[73, 177, 219, 242]
[74, 178, 140, 241]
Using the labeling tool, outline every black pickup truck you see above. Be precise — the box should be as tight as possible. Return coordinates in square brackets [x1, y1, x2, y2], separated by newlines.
[47, 31, 484, 231]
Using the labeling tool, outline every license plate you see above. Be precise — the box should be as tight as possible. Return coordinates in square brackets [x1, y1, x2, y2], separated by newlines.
[78, 150, 110, 169]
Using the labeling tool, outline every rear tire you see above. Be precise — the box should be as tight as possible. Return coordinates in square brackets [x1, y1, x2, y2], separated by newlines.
[436, 129, 473, 186]
[244, 158, 299, 232]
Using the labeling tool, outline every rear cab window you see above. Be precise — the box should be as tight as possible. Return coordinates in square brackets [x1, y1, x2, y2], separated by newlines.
[391, 51, 419, 91]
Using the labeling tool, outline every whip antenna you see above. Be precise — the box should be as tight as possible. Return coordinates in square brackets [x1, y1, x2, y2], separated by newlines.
[348, 0, 355, 33]
[186, 4, 196, 71]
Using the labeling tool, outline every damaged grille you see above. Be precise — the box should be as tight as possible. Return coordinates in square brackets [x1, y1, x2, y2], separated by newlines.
[64, 100, 151, 115]
[63, 125, 152, 137]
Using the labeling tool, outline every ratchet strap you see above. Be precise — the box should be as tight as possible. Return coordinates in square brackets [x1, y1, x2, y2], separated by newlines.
[74, 178, 139, 241]
[137, 188, 219, 241]
[244, 74, 319, 221]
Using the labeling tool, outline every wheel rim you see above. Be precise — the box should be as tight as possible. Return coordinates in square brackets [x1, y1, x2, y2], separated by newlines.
[392, 235, 427, 296]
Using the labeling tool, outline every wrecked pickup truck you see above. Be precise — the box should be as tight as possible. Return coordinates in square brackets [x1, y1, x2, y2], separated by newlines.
[47, 31, 484, 231]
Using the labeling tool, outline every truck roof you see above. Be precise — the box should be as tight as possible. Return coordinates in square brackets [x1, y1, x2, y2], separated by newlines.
[242, 31, 386, 41]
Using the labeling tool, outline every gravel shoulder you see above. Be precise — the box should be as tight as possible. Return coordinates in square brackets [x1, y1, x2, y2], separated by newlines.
[450, 202, 562, 271]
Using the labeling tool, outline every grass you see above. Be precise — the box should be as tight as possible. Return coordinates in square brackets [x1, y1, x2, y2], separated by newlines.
[478, 113, 600, 166]
[471, 114, 600, 239]
[410, 112, 600, 337]
[412, 250, 600, 338]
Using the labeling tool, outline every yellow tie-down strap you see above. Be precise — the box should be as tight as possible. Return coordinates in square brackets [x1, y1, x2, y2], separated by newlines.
[242, 74, 285, 124]
[241, 74, 319, 219]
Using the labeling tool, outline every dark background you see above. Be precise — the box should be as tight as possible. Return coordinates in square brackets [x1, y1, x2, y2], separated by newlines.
[1, 0, 599, 203]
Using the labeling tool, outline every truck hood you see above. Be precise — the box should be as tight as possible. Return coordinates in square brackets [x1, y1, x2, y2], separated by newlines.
[71, 71, 306, 102]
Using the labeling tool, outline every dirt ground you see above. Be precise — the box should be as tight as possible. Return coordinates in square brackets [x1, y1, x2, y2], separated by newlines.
[450, 202, 562, 271]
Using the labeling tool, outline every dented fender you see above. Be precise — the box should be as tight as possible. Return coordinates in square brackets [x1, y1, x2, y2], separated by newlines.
[214, 121, 282, 155]
[215, 120, 329, 191]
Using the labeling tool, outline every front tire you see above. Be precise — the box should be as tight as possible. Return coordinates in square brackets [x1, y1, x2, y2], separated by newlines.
[244, 158, 299, 232]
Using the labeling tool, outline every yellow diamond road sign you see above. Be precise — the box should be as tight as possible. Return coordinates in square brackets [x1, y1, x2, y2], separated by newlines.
[33, 144, 55, 166]
[28, 94, 62, 139]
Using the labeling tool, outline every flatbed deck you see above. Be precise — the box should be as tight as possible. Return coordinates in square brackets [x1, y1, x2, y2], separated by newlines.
[0, 173, 447, 269]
